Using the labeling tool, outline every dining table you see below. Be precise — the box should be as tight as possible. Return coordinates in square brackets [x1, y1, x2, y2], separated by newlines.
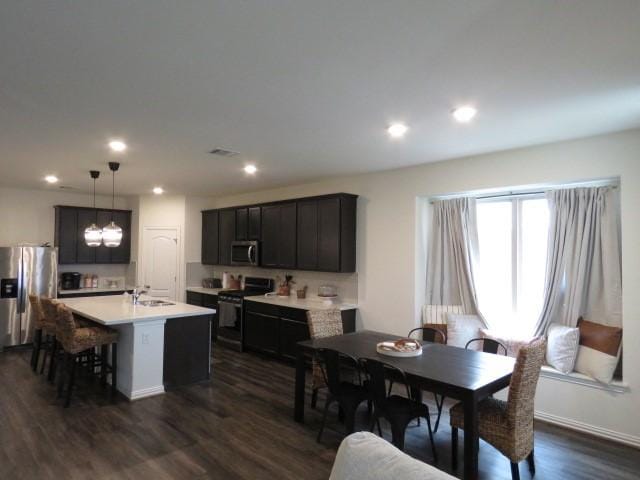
[294, 330, 515, 480]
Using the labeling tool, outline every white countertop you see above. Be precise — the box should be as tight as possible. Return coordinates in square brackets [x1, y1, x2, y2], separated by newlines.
[244, 294, 357, 311]
[186, 286, 226, 295]
[60, 295, 216, 326]
[58, 286, 134, 295]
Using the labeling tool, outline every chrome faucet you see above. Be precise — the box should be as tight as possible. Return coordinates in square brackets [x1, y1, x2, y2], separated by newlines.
[131, 286, 148, 305]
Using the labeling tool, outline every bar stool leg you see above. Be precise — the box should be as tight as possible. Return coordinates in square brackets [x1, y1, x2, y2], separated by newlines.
[48, 338, 58, 382]
[57, 352, 67, 398]
[31, 329, 42, 371]
[64, 354, 77, 408]
[111, 343, 118, 402]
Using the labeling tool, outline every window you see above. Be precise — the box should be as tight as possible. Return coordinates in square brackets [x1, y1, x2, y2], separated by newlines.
[476, 196, 549, 336]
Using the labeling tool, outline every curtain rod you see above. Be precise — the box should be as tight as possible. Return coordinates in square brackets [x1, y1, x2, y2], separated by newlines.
[430, 183, 618, 204]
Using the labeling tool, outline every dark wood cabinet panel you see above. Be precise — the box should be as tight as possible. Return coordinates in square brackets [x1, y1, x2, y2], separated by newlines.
[339, 195, 358, 272]
[55, 207, 78, 265]
[76, 209, 97, 264]
[280, 318, 310, 360]
[109, 210, 132, 263]
[55, 206, 132, 265]
[164, 314, 212, 389]
[236, 208, 248, 240]
[201, 210, 220, 265]
[186, 291, 204, 306]
[202, 294, 219, 342]
[218, 209, 236, 265]
[244, 311, 280, 355]
[248, 207, 261, 240]
[317, 197, 341, 272]
[261, 205, 280, 268]
[279, 203, 297, 269]
[296, 200, 318, 270]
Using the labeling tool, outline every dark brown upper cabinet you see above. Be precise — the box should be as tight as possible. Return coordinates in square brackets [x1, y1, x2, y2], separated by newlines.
[248, 206, 261, 240]
[54, 206, 132, 265]
[218, 209, 236, 265]
[201, 210, 219, 265]
[200, 193, 357, 272]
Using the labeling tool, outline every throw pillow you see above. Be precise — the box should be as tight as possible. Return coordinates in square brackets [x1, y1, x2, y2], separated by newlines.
[480, 329, 532, 358]
[573, 317, 622, 384]
[445, 313, 483, 349]
[545, 324, 580, 374]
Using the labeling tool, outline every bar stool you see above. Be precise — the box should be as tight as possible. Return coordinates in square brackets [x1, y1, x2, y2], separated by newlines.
[54, 302, 119, 407]
[28, 294, 56, 373]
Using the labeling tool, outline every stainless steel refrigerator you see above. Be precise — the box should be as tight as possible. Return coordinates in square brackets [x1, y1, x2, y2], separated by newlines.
[0, 246, 57, 350]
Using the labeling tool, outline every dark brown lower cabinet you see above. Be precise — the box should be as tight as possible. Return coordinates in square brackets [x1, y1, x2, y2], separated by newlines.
[163, 314, 213, 389]
[243, 300, 356, 361]
[186, 291, 219, 341]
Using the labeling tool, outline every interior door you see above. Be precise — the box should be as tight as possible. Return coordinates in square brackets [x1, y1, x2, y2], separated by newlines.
[143, 228, 178, 300]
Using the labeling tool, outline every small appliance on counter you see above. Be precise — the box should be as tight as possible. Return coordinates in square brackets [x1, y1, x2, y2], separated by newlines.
[202, 278, 222, 289]
[318, 284, 338, 298]
[60, 272, 81, 290]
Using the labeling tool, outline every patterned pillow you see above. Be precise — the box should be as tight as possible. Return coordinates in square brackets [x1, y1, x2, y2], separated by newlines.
[446, 314, 483, 349]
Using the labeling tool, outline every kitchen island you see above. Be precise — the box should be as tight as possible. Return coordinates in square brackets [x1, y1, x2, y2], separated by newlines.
[60, 295, 216, 400]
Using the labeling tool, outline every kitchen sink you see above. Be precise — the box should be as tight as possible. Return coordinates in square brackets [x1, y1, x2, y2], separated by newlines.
[137, 300, 175, 307]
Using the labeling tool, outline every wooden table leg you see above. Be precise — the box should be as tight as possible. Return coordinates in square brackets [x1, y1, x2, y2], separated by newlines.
[294, 347, 306, 423]
[463, 394, 479, 480]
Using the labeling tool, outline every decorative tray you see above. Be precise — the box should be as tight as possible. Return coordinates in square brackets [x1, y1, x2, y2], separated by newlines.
[376, 338, 423, 358]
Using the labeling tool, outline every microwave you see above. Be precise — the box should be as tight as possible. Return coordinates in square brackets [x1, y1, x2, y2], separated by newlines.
[231, 241, 259, 266]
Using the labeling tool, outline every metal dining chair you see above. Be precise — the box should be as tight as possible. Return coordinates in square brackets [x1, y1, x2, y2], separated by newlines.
[359, 357, 438, 461]
[465, 337, 508, 356]
[407, 327, 447, 432]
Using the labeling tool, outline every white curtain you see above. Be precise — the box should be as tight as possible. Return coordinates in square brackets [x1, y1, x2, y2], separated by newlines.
[426, 197, 487, 326]
[534, 187, 622, 336]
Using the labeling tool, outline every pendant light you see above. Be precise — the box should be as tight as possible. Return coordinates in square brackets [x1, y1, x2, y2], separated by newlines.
[102, 161, 123, 248]
[84, 170, 103, 247]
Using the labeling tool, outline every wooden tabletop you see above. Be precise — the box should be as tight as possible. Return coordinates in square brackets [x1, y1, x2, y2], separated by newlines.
[298, 330, 515, 395]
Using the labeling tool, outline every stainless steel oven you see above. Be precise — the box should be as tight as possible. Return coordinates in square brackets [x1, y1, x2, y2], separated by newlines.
[230, 241, 259, 266]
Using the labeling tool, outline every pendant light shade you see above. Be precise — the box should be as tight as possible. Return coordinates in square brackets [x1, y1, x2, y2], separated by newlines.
[102, 221, 123, 247]
[102, 162, 122, 248]
[84, 170, 103, 247]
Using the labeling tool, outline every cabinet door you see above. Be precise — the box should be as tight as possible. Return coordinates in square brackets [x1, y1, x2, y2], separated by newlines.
[202, 294, 218, 341]
[236, 208, 248, 240]
[55, 207, 78, 264]
[248, 207, 261, 240]
[219, 209, 236, 265]
[280, 318, 310, 360]
[296, 200, 318, 270]
[186, 291, 203, 306]
[260, 205, 280, 268]
[317, 197, 341, 272]
[278, 202, 297, 269]
[76, 209, 97, 264]
[201, 210, 219, 265]
[109, 210, 131, 263]
[244, 311, 279, 355]
[94, 210, 112, 264]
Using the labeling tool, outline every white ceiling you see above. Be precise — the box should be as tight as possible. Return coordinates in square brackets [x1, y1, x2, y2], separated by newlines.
[1, 1, 639, 196]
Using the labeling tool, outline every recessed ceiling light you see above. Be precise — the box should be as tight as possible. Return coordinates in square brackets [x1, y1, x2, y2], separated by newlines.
[244, 165, 257, 175]
[44, 175, 59, 184]
[452, 106, 477, 123]
[152, 187, 164, 195]
[108, 139, 127, 152]
[387, 123, 408, 138]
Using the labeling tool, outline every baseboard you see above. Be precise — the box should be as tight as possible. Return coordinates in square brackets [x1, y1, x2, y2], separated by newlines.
[128, 385, 166, 400]
[535, 411, 640, 448]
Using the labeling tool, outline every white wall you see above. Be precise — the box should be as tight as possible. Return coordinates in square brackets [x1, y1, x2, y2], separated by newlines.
[201, 128, 640, 445]
[0, 186, 130, 246]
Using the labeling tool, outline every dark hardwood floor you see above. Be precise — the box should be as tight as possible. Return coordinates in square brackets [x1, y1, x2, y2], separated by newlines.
[1, 344, 638, 479]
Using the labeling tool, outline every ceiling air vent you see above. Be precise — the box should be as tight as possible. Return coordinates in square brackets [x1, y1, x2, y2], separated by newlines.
[209, 148, 239, 157]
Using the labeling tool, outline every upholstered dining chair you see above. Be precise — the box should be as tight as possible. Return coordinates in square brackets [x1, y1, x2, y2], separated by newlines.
[307, 309, 344, 409]
[449, 337, 546, 480]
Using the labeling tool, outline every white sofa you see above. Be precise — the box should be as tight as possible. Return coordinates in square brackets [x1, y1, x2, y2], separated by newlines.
[330, 432, 456, 480]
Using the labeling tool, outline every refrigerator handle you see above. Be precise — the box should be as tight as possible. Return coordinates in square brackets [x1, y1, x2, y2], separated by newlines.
[18, 257, 26, 314]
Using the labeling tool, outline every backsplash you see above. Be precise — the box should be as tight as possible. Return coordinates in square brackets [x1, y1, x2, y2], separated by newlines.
[186, 262, 358, 301]
[58, 262, 137, 289]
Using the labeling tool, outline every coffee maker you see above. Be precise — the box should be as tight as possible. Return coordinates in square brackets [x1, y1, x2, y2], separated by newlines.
[60, 272, 81, 290]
